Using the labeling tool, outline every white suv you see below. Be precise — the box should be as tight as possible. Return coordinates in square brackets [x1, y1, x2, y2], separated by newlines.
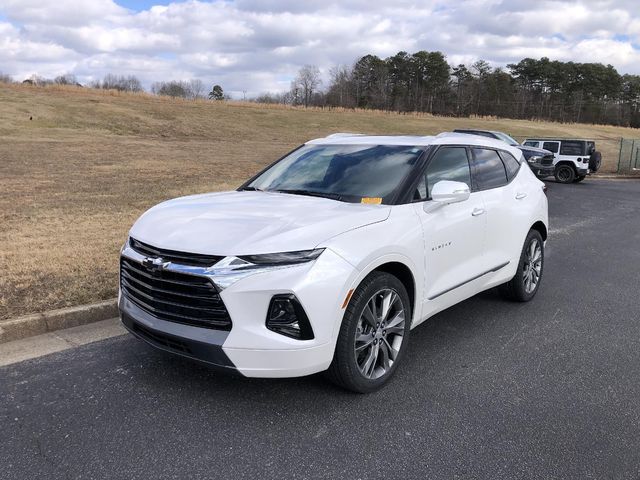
[119, 133, 548, 392]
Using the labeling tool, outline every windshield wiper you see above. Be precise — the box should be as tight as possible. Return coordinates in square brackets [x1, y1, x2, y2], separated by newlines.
[274, 189, 343, 201]
[239, 186, 264, 192]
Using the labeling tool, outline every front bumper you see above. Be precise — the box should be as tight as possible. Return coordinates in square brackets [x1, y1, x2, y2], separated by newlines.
[528, 162, 555, 178]
[119, 248, 357, 378]
[120, 297, 237, 372]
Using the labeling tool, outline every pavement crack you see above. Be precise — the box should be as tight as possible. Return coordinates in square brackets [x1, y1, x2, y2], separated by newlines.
[51, 332, 80, 347]
[34, 436, 72, 480]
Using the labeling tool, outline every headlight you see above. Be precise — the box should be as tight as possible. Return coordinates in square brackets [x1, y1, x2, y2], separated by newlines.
[238, 249, 324, 266]
[527, 155, 542, 164]
[207, 249, 325, 290]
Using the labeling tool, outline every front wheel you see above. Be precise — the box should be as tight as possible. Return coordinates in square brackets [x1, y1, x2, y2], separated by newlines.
[499, 229, 544, 302]
[326, 272, 411, 393]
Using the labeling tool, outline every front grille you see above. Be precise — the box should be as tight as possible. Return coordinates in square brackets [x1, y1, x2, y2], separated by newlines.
[120, 257, 232, 330]
[130, 237, 223, 267]
[541, 155, 554, 166]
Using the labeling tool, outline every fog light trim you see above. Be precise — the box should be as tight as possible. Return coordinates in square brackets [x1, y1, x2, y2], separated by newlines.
[266, 294, 314, 340]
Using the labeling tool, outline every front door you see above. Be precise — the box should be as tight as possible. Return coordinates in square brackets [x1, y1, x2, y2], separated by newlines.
[541, 141, 560, 164]
[413, 146, 487, 320]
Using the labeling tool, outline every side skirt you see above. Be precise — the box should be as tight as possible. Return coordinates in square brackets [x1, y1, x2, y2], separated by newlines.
[427, 261, 510, 301]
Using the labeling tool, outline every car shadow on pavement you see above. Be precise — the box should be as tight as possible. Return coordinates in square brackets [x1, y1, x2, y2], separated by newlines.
[120, 287, 516, 404]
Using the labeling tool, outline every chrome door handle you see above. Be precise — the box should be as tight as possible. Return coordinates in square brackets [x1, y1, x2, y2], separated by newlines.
[472, 208, 485, 216]
[515, 192, 527, 200]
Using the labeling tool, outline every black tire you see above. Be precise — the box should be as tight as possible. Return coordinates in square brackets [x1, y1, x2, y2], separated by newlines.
[499, 229, 544, 302]
[589, 151, 602, 172]
[554, 164, 575, 184]
[574, 175, 586, 183]
[326, 271, 411, 393]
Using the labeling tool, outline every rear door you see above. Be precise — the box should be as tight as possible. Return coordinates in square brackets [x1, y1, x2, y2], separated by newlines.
[471, 148, 530, 270]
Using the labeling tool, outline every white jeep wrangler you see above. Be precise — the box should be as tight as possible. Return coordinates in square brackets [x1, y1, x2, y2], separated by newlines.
[522, 138, 601, 183]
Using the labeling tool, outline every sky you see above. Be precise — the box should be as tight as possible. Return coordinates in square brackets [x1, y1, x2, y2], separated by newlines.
[1, 0, 640, 98]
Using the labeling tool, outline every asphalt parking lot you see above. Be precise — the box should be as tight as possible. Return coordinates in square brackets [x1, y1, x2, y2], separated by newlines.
[2, 179, 639, 479]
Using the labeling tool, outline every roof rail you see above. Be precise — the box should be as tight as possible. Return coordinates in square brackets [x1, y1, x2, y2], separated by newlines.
[435, 131, 468, 138]
[324, 132, 366, 138]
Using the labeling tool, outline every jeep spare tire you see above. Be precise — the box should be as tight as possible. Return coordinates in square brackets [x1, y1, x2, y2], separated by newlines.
[589, 151, 602, 172]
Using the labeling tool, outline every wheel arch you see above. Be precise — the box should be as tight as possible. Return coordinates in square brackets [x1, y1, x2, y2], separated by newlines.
[372, 262, 416, 319]
[531, 220, 548, 241]
[343, 255, 419, 329]
[555, 160, 577, 173]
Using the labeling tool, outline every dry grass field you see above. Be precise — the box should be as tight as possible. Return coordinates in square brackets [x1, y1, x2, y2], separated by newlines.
[1, 83, 638, 320]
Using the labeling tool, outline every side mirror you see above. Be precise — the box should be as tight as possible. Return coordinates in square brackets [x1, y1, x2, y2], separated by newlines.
[430, 180, 470, 204]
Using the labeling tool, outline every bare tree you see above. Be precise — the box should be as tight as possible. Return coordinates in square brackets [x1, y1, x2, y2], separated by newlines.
[0, 72, 13, 84]
[97, 74, 143, 92]
[189, 79, 205, 99]
[327, 65, 354, 108]
[54, 73, 77, 85]
[152, 80, 191, 98]
[292, 65, 322, 107]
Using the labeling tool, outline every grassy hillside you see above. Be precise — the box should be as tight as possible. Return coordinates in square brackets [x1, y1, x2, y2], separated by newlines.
[0, 83, 637, 320]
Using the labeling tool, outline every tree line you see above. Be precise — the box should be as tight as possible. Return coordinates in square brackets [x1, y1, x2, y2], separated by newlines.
[4, 52, 640, 127]
[258, 54, 640, 128]
[1, 72, 228, 101]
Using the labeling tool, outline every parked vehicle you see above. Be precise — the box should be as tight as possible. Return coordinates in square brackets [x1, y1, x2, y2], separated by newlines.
[453, 129, 555, 178]
[119, 133, 549, 393]
[522, 138, 601, 183]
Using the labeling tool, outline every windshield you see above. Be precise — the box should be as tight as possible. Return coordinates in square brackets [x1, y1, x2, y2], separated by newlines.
[493, 131, 519, 146]
[245, 144, 425, 203]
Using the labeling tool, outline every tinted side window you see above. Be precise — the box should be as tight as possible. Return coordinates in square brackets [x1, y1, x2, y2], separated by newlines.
[423, 147, 472, 199]
[560, 141, 583, 155]
[523, 141, 539, 147]
[500, 151, 521, 180]
[472, 148, 508, 190]
[542, 142, 559, 153]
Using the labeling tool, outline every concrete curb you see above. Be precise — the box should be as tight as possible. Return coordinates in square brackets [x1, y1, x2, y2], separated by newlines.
[0, 299, 118, 344]
[591, 174, 639, 179]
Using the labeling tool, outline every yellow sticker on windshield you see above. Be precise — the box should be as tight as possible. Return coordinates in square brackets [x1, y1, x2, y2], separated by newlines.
[361, 197, 382, 205]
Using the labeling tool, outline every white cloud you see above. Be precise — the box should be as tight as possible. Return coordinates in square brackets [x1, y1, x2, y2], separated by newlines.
[0, 0, 639, 97]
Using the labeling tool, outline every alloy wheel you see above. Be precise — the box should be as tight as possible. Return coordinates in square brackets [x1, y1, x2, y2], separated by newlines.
[523, 238, 542, 294]
[557, 167, 572, 182]
[354, 289, 406, 379]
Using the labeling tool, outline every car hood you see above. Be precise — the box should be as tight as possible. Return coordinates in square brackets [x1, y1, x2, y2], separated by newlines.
[517, 145, 552, 155]
[129, 191, 391, 256]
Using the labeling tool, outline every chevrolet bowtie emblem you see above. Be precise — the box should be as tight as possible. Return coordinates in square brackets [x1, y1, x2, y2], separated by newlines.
[142, 256, 169, 274]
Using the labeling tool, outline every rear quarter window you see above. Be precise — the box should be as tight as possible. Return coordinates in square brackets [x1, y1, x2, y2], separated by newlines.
[499, 151, 521, 180]
[560, 141, 584, 156]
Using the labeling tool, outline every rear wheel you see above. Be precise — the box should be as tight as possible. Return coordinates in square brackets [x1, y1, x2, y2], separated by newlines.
[499, 229, 544, 302]
[326, 271, 411, 393]
[554, 164, 575, 184]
